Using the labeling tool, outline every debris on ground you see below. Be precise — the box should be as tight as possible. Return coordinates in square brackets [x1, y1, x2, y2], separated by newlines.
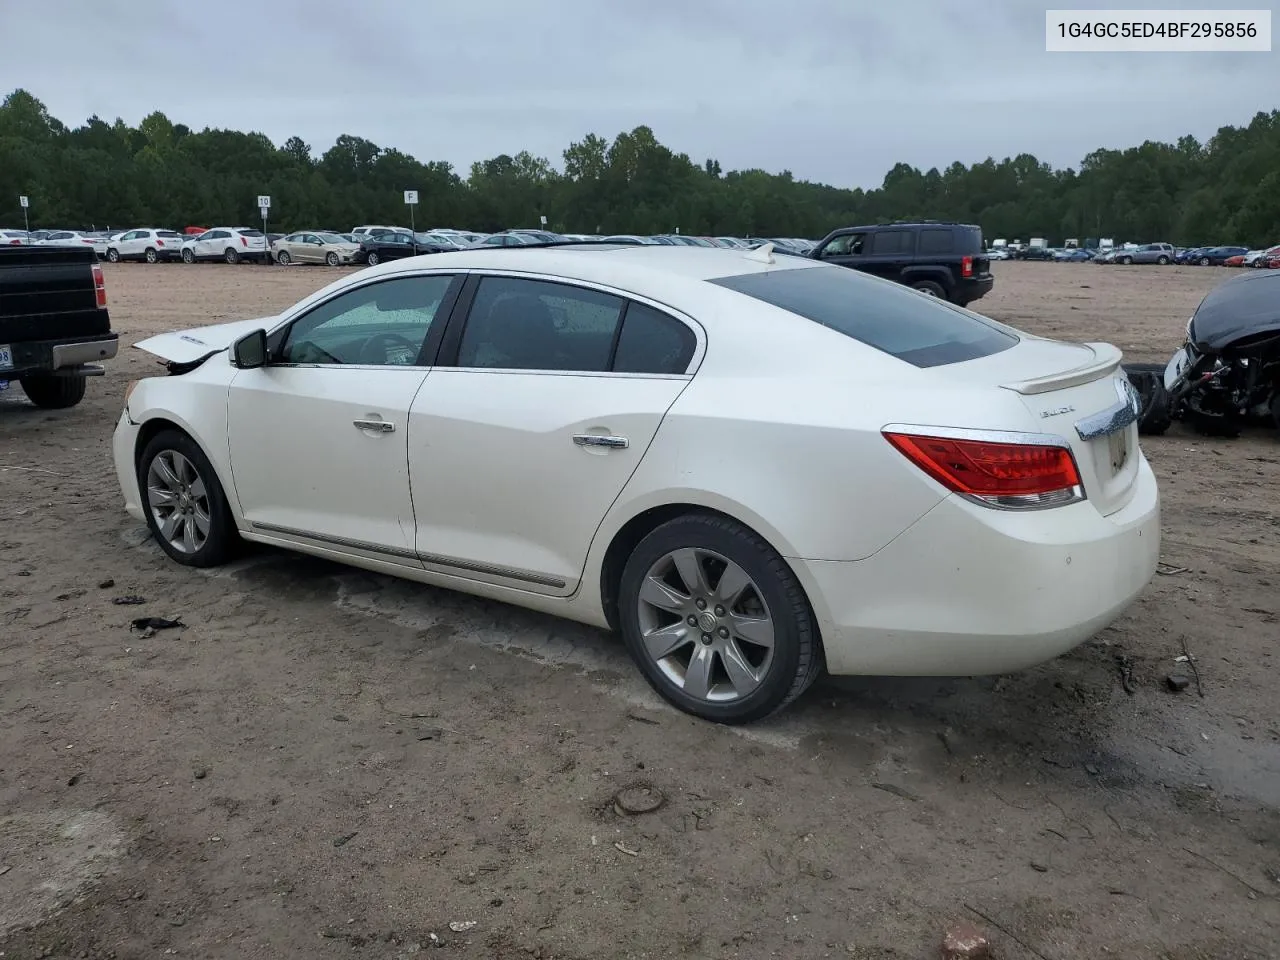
[1115, 654, 1136, 694]
[613, 783, 665, 816]
[112, 595, 147, 605]
[941, 921, 990, 959]
[614, 841, 640, 857]
[333, 832, 358, 847]
[97, 578, 115, 589]
[1166, 674, 1191, 692]
[1180, 637, 1206, 696]
[131, 616, 185, 632]
[1157, 563, 1190, 576]
[447, 921, 476, 933]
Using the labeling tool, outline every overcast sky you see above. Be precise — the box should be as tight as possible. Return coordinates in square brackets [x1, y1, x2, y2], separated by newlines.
[1, 0, 1275, 189]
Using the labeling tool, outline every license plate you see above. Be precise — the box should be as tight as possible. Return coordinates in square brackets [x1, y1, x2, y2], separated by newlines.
[1107, 427, 1130, 474]
[0, 344, 12, 371]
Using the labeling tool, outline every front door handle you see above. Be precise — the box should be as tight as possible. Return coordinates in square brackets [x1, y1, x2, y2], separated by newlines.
[573, 434, 628, 449]
[353, 418, 395, 433]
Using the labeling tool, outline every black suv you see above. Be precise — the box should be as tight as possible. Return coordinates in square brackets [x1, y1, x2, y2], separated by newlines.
[807, 221, 994, 307]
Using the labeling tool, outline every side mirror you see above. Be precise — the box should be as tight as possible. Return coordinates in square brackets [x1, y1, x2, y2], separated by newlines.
[231, 329, 268, 369]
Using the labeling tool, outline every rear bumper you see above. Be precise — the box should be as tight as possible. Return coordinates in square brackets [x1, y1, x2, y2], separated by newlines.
[955, 276, 994, 304]
[795, 455, 1160, 676]
[0, 333, 118, 378]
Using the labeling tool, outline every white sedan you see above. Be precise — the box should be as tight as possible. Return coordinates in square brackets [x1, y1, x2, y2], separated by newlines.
[111, 244, 1160, 723]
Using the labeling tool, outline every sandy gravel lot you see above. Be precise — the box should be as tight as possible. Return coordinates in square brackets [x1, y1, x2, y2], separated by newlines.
[2, 260, 1277, 959]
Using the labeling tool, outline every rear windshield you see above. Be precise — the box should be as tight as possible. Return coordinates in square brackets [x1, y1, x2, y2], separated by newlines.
[157, 230, 183, 238]
[710, 265, 1017, 368]
[238, 228, 264, 237]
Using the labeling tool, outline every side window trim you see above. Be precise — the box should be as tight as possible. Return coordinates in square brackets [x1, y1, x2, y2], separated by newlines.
[266, 272, 464, 368]
[434, 271, 705, 377]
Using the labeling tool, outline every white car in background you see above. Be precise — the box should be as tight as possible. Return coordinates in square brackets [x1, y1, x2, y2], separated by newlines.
[180, 227, 268, 264]
[37, 230, 107, 257]
[105, 228, 187, 263]
[112, 244, 1159, 724]
[0, 229, 32, 245]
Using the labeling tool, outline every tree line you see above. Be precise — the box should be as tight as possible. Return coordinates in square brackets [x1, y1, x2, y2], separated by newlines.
[2, 89, 1278, 246]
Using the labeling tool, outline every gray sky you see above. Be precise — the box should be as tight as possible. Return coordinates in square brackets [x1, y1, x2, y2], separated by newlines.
[1, 0, 1275, 188]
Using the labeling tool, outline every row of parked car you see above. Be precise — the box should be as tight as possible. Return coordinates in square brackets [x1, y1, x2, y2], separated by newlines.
[981, 241, 1280, 268]
[0, 224, 821, 262]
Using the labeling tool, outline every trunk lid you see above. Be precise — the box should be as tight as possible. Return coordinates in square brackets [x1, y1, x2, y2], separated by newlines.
[939, 337, 1140, 516]
[134, 316, 277, 365]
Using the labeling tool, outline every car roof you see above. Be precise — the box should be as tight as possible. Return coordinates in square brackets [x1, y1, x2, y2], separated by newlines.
[366, 243, 824, 287]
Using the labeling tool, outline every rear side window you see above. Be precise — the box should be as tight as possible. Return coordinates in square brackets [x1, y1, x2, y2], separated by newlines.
[709, 266, 1017, 368]
[917, 229, 954, 254]
[869, 230, 912, 255]
[613, 302, 696, 375]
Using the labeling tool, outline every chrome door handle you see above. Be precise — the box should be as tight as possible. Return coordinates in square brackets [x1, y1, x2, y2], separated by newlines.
[573, 434, 628, 449]
[353, 419, 395, 433]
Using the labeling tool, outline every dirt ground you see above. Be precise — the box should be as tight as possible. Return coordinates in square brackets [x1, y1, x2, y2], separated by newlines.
[1, 260, 1277, 960]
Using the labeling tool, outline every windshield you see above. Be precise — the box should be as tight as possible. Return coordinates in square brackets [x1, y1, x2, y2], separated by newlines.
[710, 264, 1017, 368]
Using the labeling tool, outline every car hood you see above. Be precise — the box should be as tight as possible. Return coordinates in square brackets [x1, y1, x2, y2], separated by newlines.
[133, 315, 279, 365]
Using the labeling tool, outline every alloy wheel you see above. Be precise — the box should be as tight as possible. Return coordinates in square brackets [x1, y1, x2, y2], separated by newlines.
[635, 547, 775, 703]
[146, 450, 212, 554]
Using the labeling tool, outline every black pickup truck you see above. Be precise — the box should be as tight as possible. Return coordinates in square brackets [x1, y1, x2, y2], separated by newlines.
[0, 245, 118, 408]
[807, 221, 994, 307]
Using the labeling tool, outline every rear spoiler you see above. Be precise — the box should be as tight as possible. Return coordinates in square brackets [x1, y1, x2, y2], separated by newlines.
[999, 342, 1122, 395]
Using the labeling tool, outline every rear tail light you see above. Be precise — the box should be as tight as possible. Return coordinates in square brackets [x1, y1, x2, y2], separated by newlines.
[241, 237, 248, 246]
[883, 429, 1085, 510]
[7, 239, 19, 245]
[91, 263, 107, 309]
[960, 255, 973, 278]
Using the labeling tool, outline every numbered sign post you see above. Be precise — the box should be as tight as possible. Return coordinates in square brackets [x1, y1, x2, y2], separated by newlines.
[539, 214, 547, 228]
[404, 190, 418, 232]
[257, 195, 271, 257]
[19, 195, 29, 233]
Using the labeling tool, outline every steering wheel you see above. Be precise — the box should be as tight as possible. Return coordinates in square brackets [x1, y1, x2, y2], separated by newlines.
[289, 340, 341, 364]
[360, 332, 420, 365]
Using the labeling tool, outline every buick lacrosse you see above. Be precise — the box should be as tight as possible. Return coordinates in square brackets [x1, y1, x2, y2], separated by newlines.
[114, 243, 1159, 723]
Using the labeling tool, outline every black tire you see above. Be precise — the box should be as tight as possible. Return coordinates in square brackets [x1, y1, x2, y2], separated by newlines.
[106, 248, 120, 263]
[224, 247, 240, 264]
[326, 251, 339, 266]
[1269, 393, 1280, 432]
[617, 512, 822, 724]
[1120, 256, 1133, 265]
[1157, 255, 1170, 265]
[136, 429, 238, 568]
[366, 251, 380, 266]
[1186, 392, 1242, 438]
[276, 250, 291, 265]
[1199, 257, 1210, 266]
[19, 375, 87, 409]
[1127, 370, 1171, 436]
[144, 247, 158, 264]
[181, 248, 195, 264]
[911, 280, 947, 299]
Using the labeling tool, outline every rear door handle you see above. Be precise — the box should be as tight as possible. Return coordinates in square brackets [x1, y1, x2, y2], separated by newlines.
[353, 419, 395, 433]
[573, 434, 628, 449]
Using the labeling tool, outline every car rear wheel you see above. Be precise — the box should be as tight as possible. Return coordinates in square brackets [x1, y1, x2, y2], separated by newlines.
[181, 248, 195, 263]
[911, 280, 946, 299]
[106, 248, 120, 263]
[1121, 256, 1133, 265]
[326, 252, 339, 266]
[1157, 255, 1170, 265]
[1199, 257, 1210, 266]
[138, 429, 238, 568]
[366, 251, 380, 266]
[617, 513, 822, 724]
[276, 250, 291, 265]
[144, 247, 158, 264]
[224, 248, 240, 264]
[19, 374, 87, 409]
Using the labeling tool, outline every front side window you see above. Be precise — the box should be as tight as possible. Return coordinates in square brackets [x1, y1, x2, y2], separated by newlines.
[456, 276, 624, 372]
[279, 275, 454, 366]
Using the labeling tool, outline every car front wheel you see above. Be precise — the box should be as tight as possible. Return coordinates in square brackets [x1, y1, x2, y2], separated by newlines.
[137, 429, 238, 567]
[617, 513, 822, 724]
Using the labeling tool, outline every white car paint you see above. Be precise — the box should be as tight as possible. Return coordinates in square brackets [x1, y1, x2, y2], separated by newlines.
[112, 245, 1159, 716]
[36, 230, 106, 256]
